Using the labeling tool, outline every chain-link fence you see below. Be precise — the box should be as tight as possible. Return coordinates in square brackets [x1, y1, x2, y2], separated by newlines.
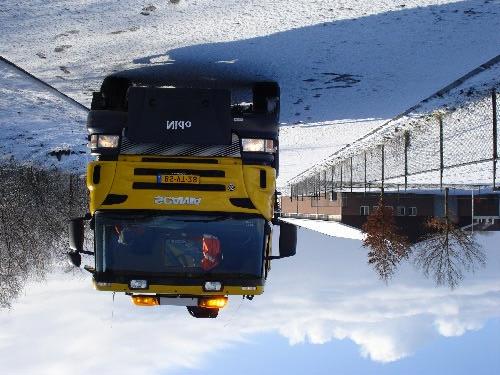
[287, 86, 499, 197]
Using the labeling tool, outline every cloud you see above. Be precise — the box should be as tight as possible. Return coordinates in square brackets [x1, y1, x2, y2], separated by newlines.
[435, 318, 483, 337]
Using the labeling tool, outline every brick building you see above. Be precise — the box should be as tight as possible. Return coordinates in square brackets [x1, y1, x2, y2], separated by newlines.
[280, 191, 500, 240]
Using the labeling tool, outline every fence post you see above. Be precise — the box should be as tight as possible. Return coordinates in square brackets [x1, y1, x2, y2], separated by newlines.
[324, 170, 327, 198]
[404, 131, 409, 191]
[317, 173, 320, 200]
[364, 152, 367, 193]
[350, 157, 353, 192]
[439, 115, 444, 189]
[331, 165, 335, 197]
[340, 163, 343, 191]
[493, 88, 498, 189]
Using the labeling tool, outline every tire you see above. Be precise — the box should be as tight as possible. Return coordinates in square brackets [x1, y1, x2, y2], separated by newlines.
[186, 306, 219, 318]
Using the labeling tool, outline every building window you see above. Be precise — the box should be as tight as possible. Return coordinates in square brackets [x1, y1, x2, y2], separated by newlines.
[360, 206, 370, 216]
[397, 206, 405, 216]
[409, 207, 417, 216]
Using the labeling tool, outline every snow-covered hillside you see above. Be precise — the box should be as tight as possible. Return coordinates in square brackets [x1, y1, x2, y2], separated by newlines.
[0, 60, 89, 172]
[1, 0, 499, 183]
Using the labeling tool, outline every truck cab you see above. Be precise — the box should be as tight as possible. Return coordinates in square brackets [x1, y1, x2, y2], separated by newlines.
[68, 66, 296, 318]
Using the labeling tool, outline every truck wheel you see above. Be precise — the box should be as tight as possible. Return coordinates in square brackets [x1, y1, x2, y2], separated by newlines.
[186, 306, 219, 318]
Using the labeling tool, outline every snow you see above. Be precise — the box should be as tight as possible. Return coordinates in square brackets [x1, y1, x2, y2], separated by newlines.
[0, 60, 89, 173]
[281, 217, 365, 240]
[1, 0, 500, 183]
[286, 57, 500, 191]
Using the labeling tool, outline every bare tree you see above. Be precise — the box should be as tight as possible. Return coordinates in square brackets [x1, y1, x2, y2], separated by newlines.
[413, 188, 485, 289]
[362, 197, 410, 281]
[0, 163, 87, 308]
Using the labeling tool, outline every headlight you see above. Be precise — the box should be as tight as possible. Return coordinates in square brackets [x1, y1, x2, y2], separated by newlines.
[204, 281, 222, 291]
[89, 134, 120, 149]
[241, 138, 275, 153]
[129, 279, 148, 289]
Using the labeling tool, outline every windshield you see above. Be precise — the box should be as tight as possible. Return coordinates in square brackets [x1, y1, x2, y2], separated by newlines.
[94, 212, 266, 279]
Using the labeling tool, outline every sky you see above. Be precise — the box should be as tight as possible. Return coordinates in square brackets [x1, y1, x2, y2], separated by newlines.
[0, 229, 499, 375]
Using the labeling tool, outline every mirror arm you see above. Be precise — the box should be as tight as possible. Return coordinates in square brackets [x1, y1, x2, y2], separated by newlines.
[265, 255, 293, 260]
[72, 213, 91, 221]
[80, 250, 94, 255]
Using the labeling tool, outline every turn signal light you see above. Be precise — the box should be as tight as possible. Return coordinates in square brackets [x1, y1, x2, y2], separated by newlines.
[131, 295, 159, 307]
[198, 297, 228, 309]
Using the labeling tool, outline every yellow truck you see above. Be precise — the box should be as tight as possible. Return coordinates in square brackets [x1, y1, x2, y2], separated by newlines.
[68, 67, 296, 318]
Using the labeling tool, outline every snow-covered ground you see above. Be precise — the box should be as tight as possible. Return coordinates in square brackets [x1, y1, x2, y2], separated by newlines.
[286, 58, 500, 190]
[281, 217, 364, 240]
[1, 0, 500, 184]
[0, 60, 89, 172]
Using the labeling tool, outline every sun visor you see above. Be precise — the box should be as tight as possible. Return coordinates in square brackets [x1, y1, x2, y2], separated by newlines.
[126, 87, 233, 144]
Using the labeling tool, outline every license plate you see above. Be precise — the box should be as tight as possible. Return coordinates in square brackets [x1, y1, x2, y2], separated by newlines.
[159, 297, 198, 306]
[158, 174, 200, 184]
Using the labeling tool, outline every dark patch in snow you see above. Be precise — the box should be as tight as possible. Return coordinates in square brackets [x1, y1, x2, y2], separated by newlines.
[36, 52, 46, 59]
[59, 66, 70, 74]
[48, 149, 71, 161]
[141, 5, 156, 15]
[54, 45, 72, 52]
[464, 9, 480, 15]
[110, 26, 140, 35]
[54, 30, 79, 39]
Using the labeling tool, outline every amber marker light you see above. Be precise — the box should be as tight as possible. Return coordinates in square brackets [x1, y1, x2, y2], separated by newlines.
[131, 295, 159, 307]
[198, 297, 228, 309]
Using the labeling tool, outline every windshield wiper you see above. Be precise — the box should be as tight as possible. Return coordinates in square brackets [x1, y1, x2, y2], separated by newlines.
[179, 216, 228, 223]
[203, 272, 259, 279]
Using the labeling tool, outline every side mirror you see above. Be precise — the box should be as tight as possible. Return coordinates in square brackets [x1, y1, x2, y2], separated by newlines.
[67, 251, 82, 268]
[69, 218, 85, 252]
[278, 222, 297, 258]
[267, 221, 297, 260]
